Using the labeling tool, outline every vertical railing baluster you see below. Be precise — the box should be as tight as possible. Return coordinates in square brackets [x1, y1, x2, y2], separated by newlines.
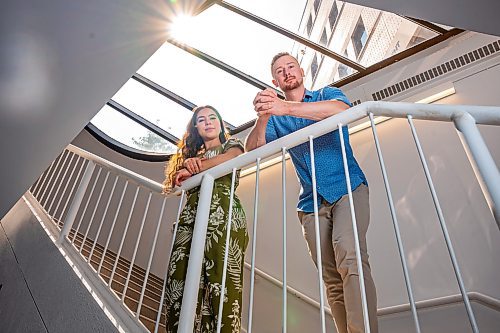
[155, 190, 185, 333]
[47, 153, 76, 215]
[98, 180, 129, 274]
[137, 197, 167, 318]
[56, 158, 88, 225]
[216, 168, 238, 333]
[338, 123, 371, 333]
[87, 175, 119, 265]
[309, 136, 327, 333]
[71, 167, 102, 244]
[79, 170, 110, 254]
[53, 156, 84, 227]
[33, 155, 58, 197]
[58, 160, 96, 244]
[453, 112, 500, 227]
[178, 174, 214, 333]
[109, 186, 140, 286]
[247, 158, 261, 333]
[36, 151, 65, 200]
[407, 115, 479, 333]
[121, 191, 152, 302]
[42, 150, 70, 207]
[281, 147, 287, 333]
[369, 113, 421, 333]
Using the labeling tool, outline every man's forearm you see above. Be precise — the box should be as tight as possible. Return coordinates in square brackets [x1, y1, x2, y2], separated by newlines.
[245, 116, 269, 151]
[285, 100, 350, 121]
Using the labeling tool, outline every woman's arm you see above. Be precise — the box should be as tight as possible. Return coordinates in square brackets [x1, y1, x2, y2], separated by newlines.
[183, 147, 243, 175]
[200, 147, 243, 171]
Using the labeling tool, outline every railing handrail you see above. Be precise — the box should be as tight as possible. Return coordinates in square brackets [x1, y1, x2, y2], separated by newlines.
[67, 101, 500, 197]
[179, 101, 500, 191]
[66, 144, 164, 193]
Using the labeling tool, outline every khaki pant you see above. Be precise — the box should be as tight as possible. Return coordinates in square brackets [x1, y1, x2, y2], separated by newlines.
[298, 184, 378, 333]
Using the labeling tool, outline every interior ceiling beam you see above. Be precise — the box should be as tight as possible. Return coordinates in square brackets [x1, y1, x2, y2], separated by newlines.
[107, 99, 179, 144]
[133, 72, 236, 130]
[401, 15, 449, 35]
[332, 28, 463, 87]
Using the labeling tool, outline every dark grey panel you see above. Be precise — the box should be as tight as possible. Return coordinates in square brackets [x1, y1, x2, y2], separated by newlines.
[1, 200, 119, 333]
[0, 220, 47, 333]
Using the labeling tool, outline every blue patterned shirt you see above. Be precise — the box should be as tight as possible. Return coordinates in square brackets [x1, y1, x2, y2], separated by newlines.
[265, 86, 367, 213]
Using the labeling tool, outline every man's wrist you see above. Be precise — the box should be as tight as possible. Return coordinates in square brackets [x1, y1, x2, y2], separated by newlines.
[285, 101, 299, 116]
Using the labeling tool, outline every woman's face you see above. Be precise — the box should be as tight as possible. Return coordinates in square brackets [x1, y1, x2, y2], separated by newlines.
[194, 107, 222, 142]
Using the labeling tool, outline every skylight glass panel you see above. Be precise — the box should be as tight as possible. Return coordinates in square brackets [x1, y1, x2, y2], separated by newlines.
[111, 79, 193, 139]
[91, 105, 177, 154]
[164, 4, 298, 87]
[137, 42, 261, 127]
[225, 0, 439, 69]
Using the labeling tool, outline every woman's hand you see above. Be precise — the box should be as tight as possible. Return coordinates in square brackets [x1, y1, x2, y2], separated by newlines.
[174, 168, 192, 187]
[183, 157, 203, 174]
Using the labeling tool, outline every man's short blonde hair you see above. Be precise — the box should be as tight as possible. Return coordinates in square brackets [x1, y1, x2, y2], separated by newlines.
[270, 52, 299, 73]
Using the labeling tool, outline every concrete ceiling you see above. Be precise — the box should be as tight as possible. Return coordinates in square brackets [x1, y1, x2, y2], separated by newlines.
[0, 0, 205, 218]
[346, 0, 500, 37]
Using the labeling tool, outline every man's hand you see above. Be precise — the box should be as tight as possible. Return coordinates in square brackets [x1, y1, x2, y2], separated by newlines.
[183, 157, 203, 174]
[174, 168, 192, 187]
[253, 88, 290, 117]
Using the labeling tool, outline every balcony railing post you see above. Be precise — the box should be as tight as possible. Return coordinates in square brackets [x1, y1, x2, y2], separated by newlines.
[408, 115, 479, 333]
[281, 147, 288, 333]
[247, 158, 261, 333]
[216, 168, 237, 333]
[178, 174, 214, 333]
[453, 112, 500, 227]
[155, 190, 185, 333]
[338, 123, 371, 333]
[368, 113, 421, 333]
[58, 160, 96, 244]
[308, 136, 327, 333]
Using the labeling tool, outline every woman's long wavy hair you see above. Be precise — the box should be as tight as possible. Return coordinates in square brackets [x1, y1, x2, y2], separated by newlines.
[163, 105, 229, 193]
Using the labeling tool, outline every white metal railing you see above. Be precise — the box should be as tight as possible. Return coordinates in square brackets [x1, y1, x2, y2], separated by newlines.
[29, 144, 180, 333]
[27, 101, 500, 333]
[174, 101, 499, 333]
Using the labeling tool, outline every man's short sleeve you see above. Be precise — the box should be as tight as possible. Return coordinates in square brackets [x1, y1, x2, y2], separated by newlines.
[320, 86, 352, 107]
[265, 116, 279, 143]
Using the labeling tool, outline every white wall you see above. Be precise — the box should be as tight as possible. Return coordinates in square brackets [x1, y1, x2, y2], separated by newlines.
[63, 31, 500, 330]
[235, 31, 500, 304]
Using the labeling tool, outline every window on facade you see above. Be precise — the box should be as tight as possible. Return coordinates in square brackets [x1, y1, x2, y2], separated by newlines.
[313, 0, 321, 13]
[306, 13, 313, 36]
[407, 27, 435, 49]
[328, 1, 339, 30]
[338, 50, 354, 79]
[351, 17, 368, 58]
[320, 29, 328, 46]
[311, 54, 319, 80]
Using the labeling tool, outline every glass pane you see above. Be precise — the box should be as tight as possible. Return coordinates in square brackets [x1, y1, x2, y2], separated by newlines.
[222, 1, 439, 80]
[137, 41, 261, 127]
[226, 0, 307, 35]
[91, 105, 177, 154]
[163, 4, 299, 87]
[111, 79, 193, 139]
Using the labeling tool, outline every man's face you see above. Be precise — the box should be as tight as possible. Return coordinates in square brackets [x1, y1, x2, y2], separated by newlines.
[271, 55, 305, 92]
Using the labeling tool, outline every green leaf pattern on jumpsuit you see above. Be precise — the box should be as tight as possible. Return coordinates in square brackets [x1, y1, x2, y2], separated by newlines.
[164, 138, 248, 333]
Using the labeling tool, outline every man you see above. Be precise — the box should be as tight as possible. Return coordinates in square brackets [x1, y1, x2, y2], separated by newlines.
[245, 52, 378, 333]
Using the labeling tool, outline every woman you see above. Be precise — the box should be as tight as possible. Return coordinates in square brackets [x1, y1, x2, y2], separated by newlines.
[163, 105, 248, 333]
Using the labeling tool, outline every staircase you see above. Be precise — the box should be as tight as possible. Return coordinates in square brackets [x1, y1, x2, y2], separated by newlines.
[66, 227, 167, 333]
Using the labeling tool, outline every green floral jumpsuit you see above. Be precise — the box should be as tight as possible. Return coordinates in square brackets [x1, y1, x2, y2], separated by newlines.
[164, 138, 249, 333]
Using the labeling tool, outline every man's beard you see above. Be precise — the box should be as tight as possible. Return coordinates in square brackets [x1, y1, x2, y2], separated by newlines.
[282, 76, 302, 91]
